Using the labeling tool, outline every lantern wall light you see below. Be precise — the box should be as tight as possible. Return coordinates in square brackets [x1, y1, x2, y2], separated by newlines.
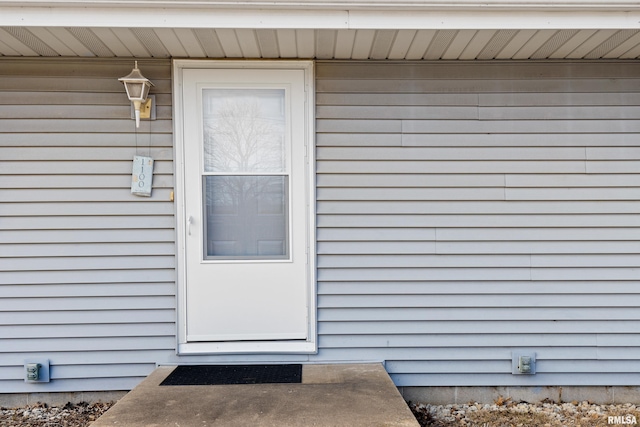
[119, 61, 155, 128]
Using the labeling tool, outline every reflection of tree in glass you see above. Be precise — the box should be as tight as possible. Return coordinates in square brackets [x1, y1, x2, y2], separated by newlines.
[207, 176, 285, 216]
[205, 176, 288, 257]
[204, 99, 285, 173]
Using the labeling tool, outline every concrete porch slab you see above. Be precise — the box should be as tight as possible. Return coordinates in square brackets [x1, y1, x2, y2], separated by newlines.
[92, 363, 419, 426]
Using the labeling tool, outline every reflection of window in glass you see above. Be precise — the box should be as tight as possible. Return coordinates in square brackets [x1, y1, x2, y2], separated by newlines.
[204, 176, 289, 259]
[203, 89, 286, 173]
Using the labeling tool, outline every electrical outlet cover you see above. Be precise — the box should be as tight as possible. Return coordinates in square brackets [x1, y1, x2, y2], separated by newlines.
[511, 352, 536, 375]
[24, 359, 50, 383]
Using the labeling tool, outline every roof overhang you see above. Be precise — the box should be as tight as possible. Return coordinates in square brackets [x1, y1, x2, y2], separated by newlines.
[3, 0, 640, 10]
[2, 1, 640, 59]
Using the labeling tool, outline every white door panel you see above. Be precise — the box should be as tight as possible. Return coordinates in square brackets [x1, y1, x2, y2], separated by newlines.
[181, 67, 309, 343]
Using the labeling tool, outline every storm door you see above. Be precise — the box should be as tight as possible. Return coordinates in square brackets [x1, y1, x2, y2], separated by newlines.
[178, 65, 312, 347]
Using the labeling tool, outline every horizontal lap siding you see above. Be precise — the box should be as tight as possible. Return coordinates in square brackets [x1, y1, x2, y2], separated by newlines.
[315, 61, 640, 386]
[0, 59, 174, 393]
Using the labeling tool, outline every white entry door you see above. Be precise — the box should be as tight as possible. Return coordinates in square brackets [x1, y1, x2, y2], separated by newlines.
[177, 63, 313, 348]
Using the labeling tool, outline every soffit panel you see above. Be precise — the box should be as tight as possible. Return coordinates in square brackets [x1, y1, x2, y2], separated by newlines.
[1, 27, 640, 59]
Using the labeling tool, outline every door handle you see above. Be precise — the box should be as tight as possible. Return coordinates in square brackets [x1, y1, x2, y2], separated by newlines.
[187, 216, 193, 236]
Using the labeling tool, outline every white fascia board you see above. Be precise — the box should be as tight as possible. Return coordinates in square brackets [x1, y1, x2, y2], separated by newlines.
[0, 6, 349, 28]
[2, 0, 640, 9]
[350, 10, 640, 30]
[1, 4, 640, 29]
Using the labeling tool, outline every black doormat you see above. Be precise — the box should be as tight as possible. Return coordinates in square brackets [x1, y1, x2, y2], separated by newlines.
[160, 364, 303, 386]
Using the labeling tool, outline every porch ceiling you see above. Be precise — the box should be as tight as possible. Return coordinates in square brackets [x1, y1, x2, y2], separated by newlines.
[1, 2, 640, 59]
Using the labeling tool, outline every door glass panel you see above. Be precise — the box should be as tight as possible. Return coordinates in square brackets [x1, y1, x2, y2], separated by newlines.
[201, 88, 290, 260]
[203, 175, 289, 259]
[203, 89, 286, 173]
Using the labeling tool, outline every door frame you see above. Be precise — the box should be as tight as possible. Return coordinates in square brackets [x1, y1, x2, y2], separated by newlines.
[172, 59, 317, 355]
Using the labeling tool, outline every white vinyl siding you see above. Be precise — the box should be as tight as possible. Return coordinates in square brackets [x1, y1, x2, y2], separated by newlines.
[0, 59, 175, 392]
[2, 58, 640, 393]
[315, 61, 640, 386]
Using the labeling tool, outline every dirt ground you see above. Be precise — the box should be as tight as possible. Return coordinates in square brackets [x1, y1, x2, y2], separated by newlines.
[409, 399, 640, 427]
[0, 402, 113, 427]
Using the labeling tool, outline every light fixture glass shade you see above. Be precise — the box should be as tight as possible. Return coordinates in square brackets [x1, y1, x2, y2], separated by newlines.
[125, 82, 145, 100]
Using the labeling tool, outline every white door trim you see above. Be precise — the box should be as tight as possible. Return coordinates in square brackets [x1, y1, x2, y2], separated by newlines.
[173, 59, 317, 355]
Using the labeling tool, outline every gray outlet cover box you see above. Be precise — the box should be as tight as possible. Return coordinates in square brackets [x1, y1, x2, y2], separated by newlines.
[512, 352, 536, 375]
[24, 359, 50, 383]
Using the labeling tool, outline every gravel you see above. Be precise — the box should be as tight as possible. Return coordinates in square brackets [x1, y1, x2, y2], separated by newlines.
[409, 399, 640, 427]
[0, 402, 114, 427]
